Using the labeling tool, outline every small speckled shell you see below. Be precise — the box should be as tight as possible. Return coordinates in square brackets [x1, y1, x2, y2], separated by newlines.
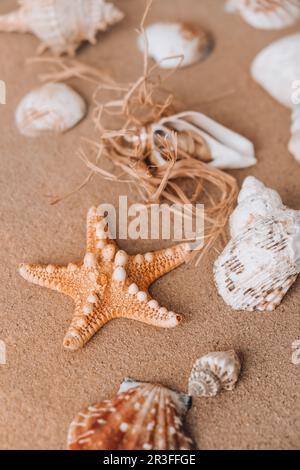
[138, 22, 213, 69]
[188, 351, 241, 397]
[15, 82, 86, 136]
[214, 177, 300, 312]
[0, 0, 124, 55]
[67, 379, 194, 450]
[226, 0, 300, 30]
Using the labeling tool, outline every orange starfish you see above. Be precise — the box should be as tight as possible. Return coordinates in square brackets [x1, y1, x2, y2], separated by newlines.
[18, 207, 191, 351]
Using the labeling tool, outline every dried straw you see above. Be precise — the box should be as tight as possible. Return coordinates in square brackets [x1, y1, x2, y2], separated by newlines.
[30, 0, 238, 263]
[77, 1, 238, 263]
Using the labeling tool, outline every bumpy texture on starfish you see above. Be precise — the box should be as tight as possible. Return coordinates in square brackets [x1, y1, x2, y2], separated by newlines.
[18, 207, 191, 351]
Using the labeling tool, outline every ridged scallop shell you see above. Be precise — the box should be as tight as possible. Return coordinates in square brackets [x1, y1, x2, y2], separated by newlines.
[15, 82, 86, 136]
[0, 0, 124, 55]
[129, 111, 256, 170]
[252, 33, 300, 109]
[289, 106, 300, 162]
[214, 177, 300, 312]
[67, 379, 194, 451]
[138, 22, 213, 69]
[226, 0, 300, 30]
[188, 351, 241, 397]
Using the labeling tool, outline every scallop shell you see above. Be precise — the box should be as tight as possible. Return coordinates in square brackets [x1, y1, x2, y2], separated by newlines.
[138, 22, 213, 69]
[15, 82, 86, 136]
[188, 351, 241, 397]
[226, 0, 300, 30]
[67, 378, 194, 451]
[0, 0, 124, 55]
[289, 106, 300, 162]
[131, 111, 256, 170]
[214, 177, 300, 312]
[251, 33, 300, 109]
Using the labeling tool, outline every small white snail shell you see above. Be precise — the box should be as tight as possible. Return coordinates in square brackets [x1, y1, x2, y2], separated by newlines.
[15, 82, 86, 136]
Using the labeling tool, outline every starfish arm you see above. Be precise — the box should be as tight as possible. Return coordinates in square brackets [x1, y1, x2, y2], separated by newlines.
[86, 207, 117, 254]
[18, 263, 81, 296]
[126, 243, 190, 290]
[109, 284, 182, 329]
[63, 294, 110, 351]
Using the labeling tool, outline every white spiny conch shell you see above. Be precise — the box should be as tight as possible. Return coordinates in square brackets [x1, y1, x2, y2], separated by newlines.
[252, 33, 300, 109]
[289, 106, 300, 162]
[15, 82, 86, 136]
[67, 378, 194, 450]
[146, 111, 256, 170]
[0, 0, 124, 55]
[229, 176, 284, 238]
[225, 0, 300, 30]
[214, 177, 300, 312]
[138, 22, 213, 69]
[188, 351, 241, 397]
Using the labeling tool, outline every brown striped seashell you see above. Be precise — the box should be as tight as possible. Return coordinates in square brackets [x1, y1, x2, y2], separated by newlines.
[0, 0, 124, 56]
[67, 378, 194, 450]
[188, 351, 241, 397]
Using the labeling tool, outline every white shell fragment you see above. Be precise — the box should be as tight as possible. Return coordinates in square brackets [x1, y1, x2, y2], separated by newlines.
[225, 0, 300, 30]
[0, 0, 124, 56]
[138, 22, 213, 69]
[146, 111, 257, 170]
[289, 106, 300, 162]
[252, 33, 300, 162]
[252, 33, 300, 109]
[214, 177, 300, 312]
[15, 82, 86, 136]
[188, 351, 241, 397]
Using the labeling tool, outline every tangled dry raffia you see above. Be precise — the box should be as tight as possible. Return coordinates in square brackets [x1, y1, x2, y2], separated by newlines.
[31, 0, 238, 264]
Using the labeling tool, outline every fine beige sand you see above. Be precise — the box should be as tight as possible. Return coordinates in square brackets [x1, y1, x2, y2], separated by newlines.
[0, 0, 299, 450]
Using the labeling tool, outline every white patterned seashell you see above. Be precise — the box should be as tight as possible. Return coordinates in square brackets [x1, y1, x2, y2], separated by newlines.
[0, 0, 124, 55]
[225, 0, 300, 30]
[289, 106, 300, 162]
[147, 111, 256, 170]
[15, 82, 86, 136]
[138, 22, 213, 69]
[214, 177, 300, 312]
[251, 33, 300, 109]
[67, 378, 194, 450]
[188, 351, 241, 397]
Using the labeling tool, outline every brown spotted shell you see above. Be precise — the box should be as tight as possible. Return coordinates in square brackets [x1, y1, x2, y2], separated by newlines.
[67, 379, 194, 450]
